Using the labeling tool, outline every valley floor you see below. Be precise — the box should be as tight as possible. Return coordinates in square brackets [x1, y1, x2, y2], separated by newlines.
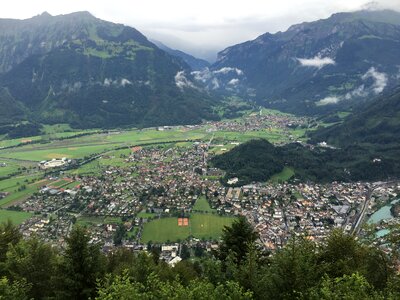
[0, 109, 398, 257]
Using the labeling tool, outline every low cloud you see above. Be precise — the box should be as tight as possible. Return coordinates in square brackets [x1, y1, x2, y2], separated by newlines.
[297, 56, 335, 68]
[120, 78, 132, 86]
[228, 78, 240, 85]
[61, 81, 82, 93]
[362, 67, 387, 94]
[213, 67, 243, 76]
[316, 96, 341, 105]
[104, 78, 113, 86]
[174, 71, 197, 89]
[191, 67, 244, 90]
[344, 85, 367, 100]
[191, 68, 213, 83]
[211, 78, 220, 89]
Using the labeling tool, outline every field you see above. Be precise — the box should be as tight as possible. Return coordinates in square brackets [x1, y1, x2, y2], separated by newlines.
[141, 217, 190, 243]
[137, 211, 156, 219]
[141, 214, 235, 243]
[192, 196, 215, 213]
[269, 167, 295, 183]
[0, 209, 33, 224]
[0, 174, 47, 207]
[0, 128, 207, 162]
[0, 160, 21, 177]
[0, 117, 306, 163]
[77, 216, 124, 226]
[190, 214, 234, 239]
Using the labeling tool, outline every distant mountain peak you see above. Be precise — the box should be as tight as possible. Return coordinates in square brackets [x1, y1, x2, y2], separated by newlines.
[33, 11, 52, 19]
[64, 11, 96, 19]
[40, 11, 52, 17]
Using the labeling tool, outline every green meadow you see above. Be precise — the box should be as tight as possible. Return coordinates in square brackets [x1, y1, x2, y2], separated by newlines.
[269, 167, 295, 183]
[192, 196, 215, 213]
[0, 209, 33, 224]
[142, 198, 234, 243]
[141, 214, 235, 243]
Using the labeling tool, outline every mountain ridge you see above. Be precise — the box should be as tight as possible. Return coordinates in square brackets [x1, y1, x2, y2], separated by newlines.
[0, 12, 219, 129]
[209, 9, 400, 115]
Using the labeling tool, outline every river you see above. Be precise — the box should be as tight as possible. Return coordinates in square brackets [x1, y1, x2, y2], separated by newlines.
[368, 199, 399, 237]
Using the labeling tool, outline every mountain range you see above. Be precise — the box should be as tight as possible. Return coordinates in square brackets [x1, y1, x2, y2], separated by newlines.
[151, 40, 210, 71]
[1, 9, 400, 131]
[208, 9, 400, 115]
[311, 85, 400, 148]
[0, 12, 217, 129]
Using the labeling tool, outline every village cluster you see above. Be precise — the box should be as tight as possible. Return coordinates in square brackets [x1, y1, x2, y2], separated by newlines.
[10, 112, 400, 261]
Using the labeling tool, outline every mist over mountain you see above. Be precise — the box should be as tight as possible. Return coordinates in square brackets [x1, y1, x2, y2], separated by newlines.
[0, 12, 218, 128]
[205, 9, 400, 115]
[311, 85, 400, 147]
[150, 40, 210, 71]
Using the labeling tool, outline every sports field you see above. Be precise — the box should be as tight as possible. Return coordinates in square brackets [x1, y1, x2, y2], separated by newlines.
[141, 213, 235, 243]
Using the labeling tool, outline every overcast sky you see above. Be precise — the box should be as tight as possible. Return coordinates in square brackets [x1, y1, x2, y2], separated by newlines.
[0, 0, 399, 61]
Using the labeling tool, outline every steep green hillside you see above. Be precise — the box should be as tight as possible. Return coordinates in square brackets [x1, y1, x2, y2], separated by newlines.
[211, 139, 400, 185]
[209, 10, 400, 115]
[0, 12, 219, 129]
[311, 87, 400, 146]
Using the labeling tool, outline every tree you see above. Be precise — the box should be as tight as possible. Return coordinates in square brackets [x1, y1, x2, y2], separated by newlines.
[0, 220, 21, 263]
[318, 229, 363, 278]
[180, 244, 190, 260]
[56, 226, 105, 299]
[259, 236, 320, 300]
[217, 216, 259, 265]
[308, 273, 383, 300]
[0, 276, 30, 300]
[0, 220, 21, 275]
[318, 229, 391, 290]
[5, 237, 57, 299]
[113, 223, 126, 246]
[96, 271, 253, 300]
[194, 243, 204, 258]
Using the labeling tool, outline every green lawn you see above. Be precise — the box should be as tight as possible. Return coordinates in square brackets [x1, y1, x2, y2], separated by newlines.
[141, 217, 190, 243]
[141, 213, 235, 243]
[269, 167, 295, 183]
[0, 209, 33, 224]
[0, 161, 21, 177]
[137, 211, 156, 219]
[192, 196, 215, 213]
[0, 174, 47, 207]
[77, 216, 123, 226]
[190, 214, 234, 240]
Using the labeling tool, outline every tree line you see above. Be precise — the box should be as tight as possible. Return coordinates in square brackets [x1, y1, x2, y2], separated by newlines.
[0, 217, 400, 299]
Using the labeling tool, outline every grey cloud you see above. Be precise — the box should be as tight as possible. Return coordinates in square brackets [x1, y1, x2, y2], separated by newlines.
[362, 67, 388, 94]
[297, 56, 336, 68]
